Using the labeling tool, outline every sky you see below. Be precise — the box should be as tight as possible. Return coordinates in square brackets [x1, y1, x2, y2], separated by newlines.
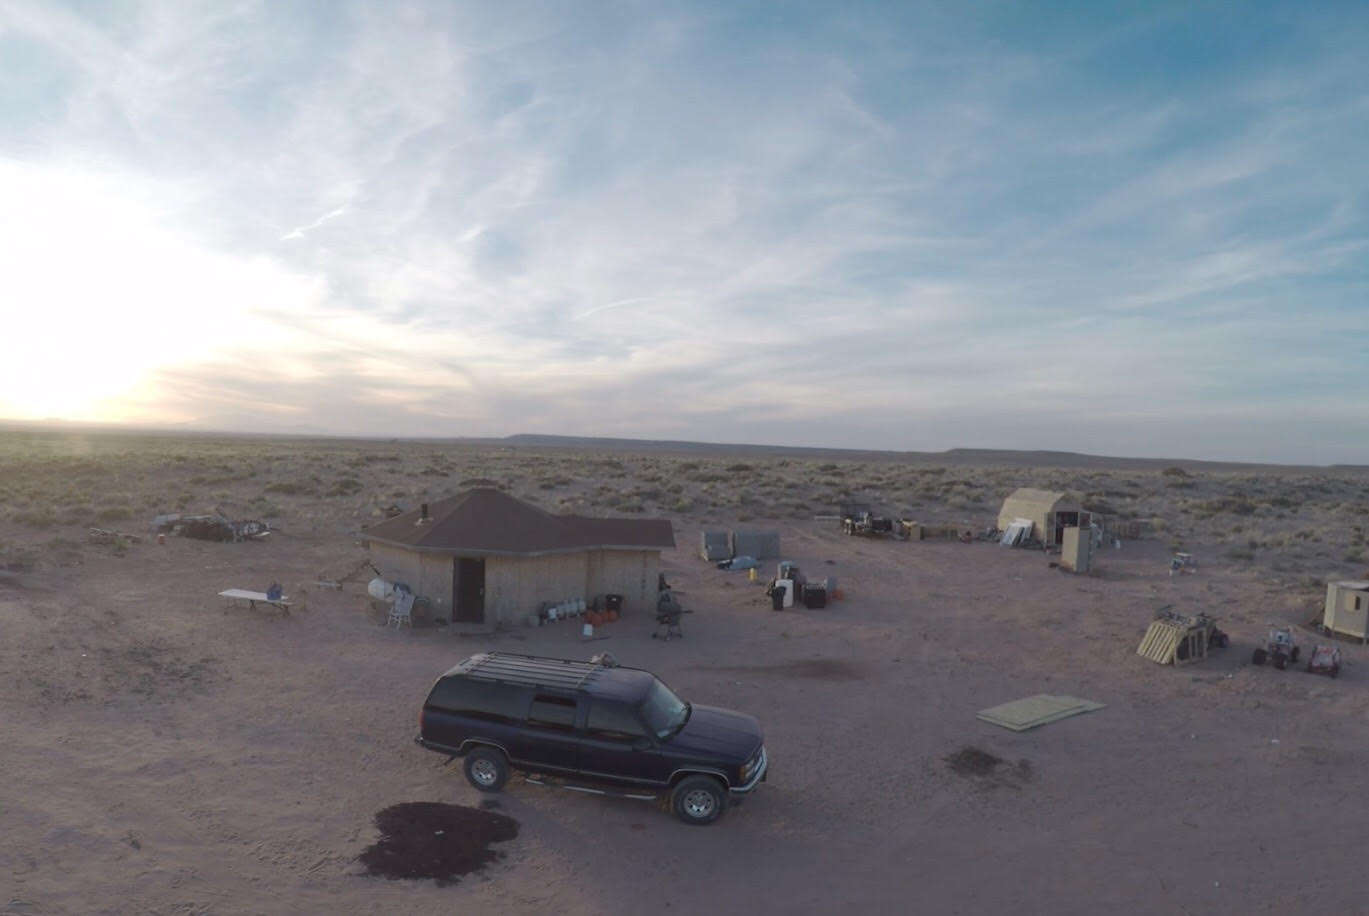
[0, 1, 1366, 464]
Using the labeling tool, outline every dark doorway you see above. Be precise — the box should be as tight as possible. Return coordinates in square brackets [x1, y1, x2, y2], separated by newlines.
[454, 558, 485, 624]
[1054, 511, 1079, 545]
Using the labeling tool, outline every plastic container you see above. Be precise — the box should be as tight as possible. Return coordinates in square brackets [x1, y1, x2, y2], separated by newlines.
[777, 579, 794, 608]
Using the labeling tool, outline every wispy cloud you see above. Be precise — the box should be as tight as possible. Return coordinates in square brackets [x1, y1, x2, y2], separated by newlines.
[279, 206, 348, 241]
[0, 0, 1366, 461]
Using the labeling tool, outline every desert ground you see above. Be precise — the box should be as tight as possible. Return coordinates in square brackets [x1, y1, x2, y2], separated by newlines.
[3, 430, 1369, 915]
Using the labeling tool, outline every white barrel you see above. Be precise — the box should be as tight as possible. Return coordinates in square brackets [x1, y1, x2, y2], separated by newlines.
[367, 578, 395, 602]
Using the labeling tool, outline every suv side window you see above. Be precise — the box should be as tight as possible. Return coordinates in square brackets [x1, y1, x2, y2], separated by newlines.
[428, 678, 531, 724]
[527, 694, 577, 731]
[586, 700, 648, 740]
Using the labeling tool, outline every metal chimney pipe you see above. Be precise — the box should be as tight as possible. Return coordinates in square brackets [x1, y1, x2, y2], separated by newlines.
[420, 502, 429, 520]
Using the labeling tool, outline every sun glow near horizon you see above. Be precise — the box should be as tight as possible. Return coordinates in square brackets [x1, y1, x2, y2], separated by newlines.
[0, 160, 329, 421]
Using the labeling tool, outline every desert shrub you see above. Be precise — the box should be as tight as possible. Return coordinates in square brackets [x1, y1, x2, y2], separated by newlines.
[671, 498, 693, 513]
[13, 509, 57, 527]
[1345, 552, 1364, 565]
[96, 506, 131, 522]
[539, 481, 556, 489]
[328, 477, 363, 496]
[264, 481, 313, 496]
[614, 499, 645, 514]
[1161, 467, 1189, 477]
[1226, 548, 1255, 561]
[726, 463, 753, 473]
[1166, 480, 1194, 489]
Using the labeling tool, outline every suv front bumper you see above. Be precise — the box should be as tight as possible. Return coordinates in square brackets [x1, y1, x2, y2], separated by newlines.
[730, 747, 768, 794]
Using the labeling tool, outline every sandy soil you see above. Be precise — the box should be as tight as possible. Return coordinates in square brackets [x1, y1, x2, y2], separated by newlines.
[4, 495, 1368, 915]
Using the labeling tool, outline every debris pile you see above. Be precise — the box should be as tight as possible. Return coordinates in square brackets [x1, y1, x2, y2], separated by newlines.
[151, 513, 270, 543]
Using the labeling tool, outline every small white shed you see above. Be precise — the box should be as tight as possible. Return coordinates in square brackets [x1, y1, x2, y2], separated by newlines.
[1323, 581, 1369, 644]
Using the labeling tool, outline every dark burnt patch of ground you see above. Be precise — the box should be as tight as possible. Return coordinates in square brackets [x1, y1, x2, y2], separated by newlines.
[360, 802, 518, 886]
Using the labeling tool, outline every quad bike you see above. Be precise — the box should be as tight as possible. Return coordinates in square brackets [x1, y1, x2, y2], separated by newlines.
[1252, 627, 1300, 670]
[1305, 644, 1343, 678]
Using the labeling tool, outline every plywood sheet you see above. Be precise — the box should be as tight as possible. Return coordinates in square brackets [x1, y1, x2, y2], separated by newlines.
[977, 694, 1105, 731]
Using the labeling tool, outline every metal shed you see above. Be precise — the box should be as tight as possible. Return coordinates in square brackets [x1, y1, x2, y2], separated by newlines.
[1323, 581, 1369, 644]
[997, 488, 1089, 547]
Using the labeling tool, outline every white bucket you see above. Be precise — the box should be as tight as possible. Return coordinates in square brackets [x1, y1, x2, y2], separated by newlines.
[582, 623, 593, 638]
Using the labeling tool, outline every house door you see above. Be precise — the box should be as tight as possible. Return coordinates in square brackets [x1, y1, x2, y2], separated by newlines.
[1054, 512, 1079, 546]
[454, 558, 485, 624]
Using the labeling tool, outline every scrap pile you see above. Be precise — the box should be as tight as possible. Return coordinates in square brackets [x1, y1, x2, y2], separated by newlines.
[151, 513, 271, 543]
[901, 521, 975, 542]
[839, 503, 898, 538]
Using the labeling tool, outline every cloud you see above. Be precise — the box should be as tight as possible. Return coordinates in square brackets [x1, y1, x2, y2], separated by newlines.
[0, 0, 1366, 462]
[279, 206, 348, 241]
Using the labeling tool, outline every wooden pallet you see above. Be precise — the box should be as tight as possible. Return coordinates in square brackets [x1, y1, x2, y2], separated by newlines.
[1138, 618, 1208, 665]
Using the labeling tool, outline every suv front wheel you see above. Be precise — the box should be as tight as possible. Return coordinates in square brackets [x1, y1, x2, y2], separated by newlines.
[672, 775, 727, 825]
[463, 746, 510, 792]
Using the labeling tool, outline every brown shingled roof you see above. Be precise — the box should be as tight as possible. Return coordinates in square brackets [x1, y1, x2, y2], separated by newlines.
[361, 488, 675, 556]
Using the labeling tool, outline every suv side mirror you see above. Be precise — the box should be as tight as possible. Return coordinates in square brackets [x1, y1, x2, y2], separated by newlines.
[632, 737, 652, 751]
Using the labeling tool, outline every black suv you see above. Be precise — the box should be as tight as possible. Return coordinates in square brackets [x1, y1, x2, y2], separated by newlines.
[416, 653, 767, 825]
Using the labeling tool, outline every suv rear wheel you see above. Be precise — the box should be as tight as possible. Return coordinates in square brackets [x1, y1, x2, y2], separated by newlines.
[463, 746, 510, 792]
[672, 775, 727, 825]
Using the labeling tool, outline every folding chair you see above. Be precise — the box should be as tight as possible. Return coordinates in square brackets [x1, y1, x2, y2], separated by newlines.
[388, 591, 415, 628]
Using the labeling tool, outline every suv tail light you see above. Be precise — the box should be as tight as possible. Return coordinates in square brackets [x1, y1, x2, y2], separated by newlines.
[418, 705, 426, 735]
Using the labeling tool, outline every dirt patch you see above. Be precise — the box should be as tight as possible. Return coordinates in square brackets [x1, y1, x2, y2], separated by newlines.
[946, 746, 1004, 776]
[359, 802, 518, 886]
[97, 642, 218, 700]
[945, 746, 1033, 786]
[693, 659, 863, 681]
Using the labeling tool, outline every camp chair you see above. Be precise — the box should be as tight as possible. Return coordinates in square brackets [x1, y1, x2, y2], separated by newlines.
[388, 591, 415, 628]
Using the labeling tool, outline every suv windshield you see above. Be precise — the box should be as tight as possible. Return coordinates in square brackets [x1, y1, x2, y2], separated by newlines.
[638, 678, 689, 738]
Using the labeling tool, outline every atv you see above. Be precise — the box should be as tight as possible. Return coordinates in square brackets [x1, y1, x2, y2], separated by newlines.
[1252, 627, 1299, 670]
